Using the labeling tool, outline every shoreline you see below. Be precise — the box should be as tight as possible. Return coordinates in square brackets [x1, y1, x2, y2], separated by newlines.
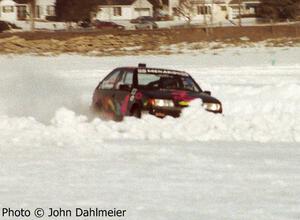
[1, 25, 300, 56]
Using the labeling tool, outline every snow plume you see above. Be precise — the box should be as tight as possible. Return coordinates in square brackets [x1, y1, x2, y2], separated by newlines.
[0, 63, 91, 123]
[1, 92, 299, 144]
[52, 94, 299, 142]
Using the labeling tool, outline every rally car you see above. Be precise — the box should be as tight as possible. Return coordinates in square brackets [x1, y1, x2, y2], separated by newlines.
[92, 64, 222, 120]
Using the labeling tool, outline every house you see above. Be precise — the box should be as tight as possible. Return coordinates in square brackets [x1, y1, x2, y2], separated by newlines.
[34, 0, 56, 20]
[0, 0, 23, 22]
[0, 0, 56, 22]
[95, 0, 153, 21]
[228, 0, 261, 19]
[163, 0, 230, 24]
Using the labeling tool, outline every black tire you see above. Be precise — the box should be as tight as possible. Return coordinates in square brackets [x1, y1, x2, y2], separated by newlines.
[130, 106, 141, 118]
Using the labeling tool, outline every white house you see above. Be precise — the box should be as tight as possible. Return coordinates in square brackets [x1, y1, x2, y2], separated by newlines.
[0, 0, 56, 22]
[0, 0, 23, 22]
[228, 0, 261, 19]
[35, 0, 56, 20]
[165, 0, 230, 24]
[95, 0, 153, 21]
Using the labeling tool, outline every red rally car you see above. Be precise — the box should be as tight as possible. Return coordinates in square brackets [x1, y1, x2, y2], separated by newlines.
[92, 64, 222, 120]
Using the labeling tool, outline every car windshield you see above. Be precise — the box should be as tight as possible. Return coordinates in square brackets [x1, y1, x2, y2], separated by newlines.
[137, 73, 201, 92]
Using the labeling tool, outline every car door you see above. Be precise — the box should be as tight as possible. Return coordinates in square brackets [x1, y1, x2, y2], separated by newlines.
[94, 69, 122, 117]
[114, 69, 134, 117]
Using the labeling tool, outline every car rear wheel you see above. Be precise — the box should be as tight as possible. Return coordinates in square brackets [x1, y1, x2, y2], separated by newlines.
[130, 106, 141, 118]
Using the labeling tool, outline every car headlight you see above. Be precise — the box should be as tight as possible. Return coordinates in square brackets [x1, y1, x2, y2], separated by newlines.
[203, 103, 221, 111]
[150, 99, 174, 107]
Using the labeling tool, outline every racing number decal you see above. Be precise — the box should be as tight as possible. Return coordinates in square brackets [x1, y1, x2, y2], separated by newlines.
[130, 89, 143, 102]
[130, 89, 137, 102]
[119, 89, 143, 116]
[120, 89, 139, 116]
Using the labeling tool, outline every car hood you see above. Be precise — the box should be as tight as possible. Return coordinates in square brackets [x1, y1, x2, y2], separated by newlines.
[140, 89, 221, 104]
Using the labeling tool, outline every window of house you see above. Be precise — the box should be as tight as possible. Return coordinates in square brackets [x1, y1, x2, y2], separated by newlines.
[46, 5, 55, 16]
[134, 8, 150, 16]
[197, 6, 211, 15]
[17, 6, 27, 20]
[3, 6, 14, 13]
[221, 6, 227, 11]
[113, 7, 122, 16]
[197, 6, 202, 15]
[36, 6, 41, 18]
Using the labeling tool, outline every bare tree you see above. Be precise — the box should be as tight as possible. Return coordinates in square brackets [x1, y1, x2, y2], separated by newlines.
[202, 0, 207, 25]
[258, 0, 300, 21]
[210, 0, 214, 25]
[28, 0, 36, 31]
[238, 0, 242, 26]
[176, 0, 194, 25]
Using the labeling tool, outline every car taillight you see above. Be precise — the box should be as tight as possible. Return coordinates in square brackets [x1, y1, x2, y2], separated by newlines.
[148, 99, 175, 107]
[148, 99, 155, 106]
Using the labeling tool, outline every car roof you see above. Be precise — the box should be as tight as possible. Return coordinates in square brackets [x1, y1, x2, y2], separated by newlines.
[118, 66, 190, 77]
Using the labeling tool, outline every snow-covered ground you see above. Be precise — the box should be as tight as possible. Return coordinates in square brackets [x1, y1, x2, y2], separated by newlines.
[13, 21, 67, 31]
[0, 47, 300, 219]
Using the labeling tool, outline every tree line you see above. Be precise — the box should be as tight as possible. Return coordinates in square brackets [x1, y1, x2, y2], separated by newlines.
[54, 0, 300, 22]
[258, 0, 300, 20]
[54, 0, 167, 22]
[55, 0, 100, 22]
[18, 0, 300, 23]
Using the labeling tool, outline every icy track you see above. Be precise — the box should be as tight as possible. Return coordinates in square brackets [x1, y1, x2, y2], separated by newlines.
[0, 47, 300, 220]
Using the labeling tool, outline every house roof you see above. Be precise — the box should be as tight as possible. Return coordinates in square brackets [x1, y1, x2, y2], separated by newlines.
[229, 0, 261, 4]
[96, 0, 137, 5]
[96, 0, 158, 6]
[13, 0, 29, 3]
[214, 0, 227, 3]
[147, 0, 161, 7]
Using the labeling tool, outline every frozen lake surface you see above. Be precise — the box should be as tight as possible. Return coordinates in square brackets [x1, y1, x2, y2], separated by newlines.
[0, 47, 299, 219]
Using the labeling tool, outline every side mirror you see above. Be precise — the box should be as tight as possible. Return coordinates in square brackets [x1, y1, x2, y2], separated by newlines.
[119, 84, 131, 91]
[203, 90, 211, 96]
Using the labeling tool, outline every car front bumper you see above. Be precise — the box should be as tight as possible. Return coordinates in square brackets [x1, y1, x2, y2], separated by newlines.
[144, 105, 222, 118]
[147, 106, 182, 118]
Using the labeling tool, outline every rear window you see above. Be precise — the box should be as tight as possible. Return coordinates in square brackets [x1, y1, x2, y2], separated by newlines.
[137, 73, 200, 92]
[138, 74, 160, 85]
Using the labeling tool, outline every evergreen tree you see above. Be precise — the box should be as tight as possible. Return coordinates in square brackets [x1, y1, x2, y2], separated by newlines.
[259, 0, 300, 20]
[55, 0, 99, 22]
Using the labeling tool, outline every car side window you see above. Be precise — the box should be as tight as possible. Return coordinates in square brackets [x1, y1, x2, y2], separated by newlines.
[182, 77, 200, 92]
[115, 70, 133, 90]
[123, 71, 133, 85]
[99, 70, 121, 90]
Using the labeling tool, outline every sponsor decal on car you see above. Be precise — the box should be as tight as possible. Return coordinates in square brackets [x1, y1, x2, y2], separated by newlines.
[138, 68, 189, 76]
[171, 91, 194, 101]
